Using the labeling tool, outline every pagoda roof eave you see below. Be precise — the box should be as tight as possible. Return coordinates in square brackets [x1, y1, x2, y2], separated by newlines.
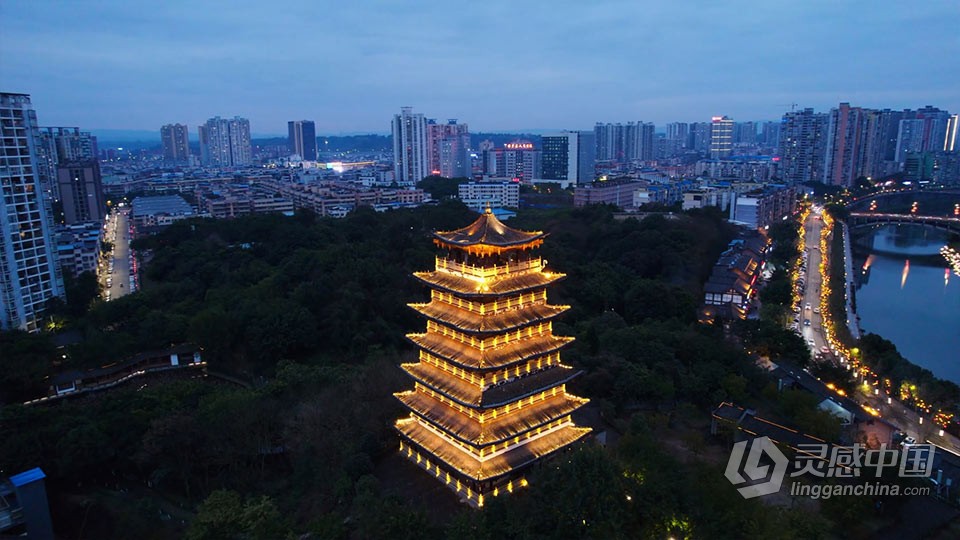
[412, 271, 565, 298]
[432, 209, 546, 249]
[407, 302, 571, 334]
[405, 332, 575, 371]
[395, 390, 590, 448]
[397, 420, 592, 482]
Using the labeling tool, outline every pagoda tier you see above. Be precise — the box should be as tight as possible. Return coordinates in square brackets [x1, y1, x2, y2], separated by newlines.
[412, 269, 564, 297]
[396, 386, 588, 449]
[406, 331, 573, 371]
[398, 418, 590, 482]
[396, 208, 590, 508]
[408, 300, 569, 334]
[400, 361, 581, 408]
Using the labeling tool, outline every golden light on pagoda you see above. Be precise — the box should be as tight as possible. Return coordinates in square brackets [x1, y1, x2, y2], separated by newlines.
[395, 208, 591, 507]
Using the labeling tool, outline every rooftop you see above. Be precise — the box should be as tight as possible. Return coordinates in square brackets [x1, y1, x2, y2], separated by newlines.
[131, 195, 194, 217]
[434, 208, 544, 248]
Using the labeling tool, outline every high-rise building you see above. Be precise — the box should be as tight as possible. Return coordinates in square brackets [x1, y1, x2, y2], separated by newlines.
[396, 209, 591, 507]
[541, 131, 595, 186]
[945, 115, 959, 152]
[57, 161, 105, 224]
[0, 93, 65, 332]
[198, 116, 252, 167]
[427, 120, 470, 178]
[594, 123, 619, 161]
[734, 122, 757, 145]
[287, 120, 317, 161]
[823, 103, 873, 187]
[778, 108, 828, 184]
[710, 116, 734, 159]
[392, 107, 429, 185]
[863, 109, 903, 179]
[628, 122, 655, 161]
[691, 122, 712, 154]
[484, 141, 542, 182]
[160, 123, 190, 162]
[666, 122, 690, 156]
[594, 122, 654, 161]
[35, 127, 97, 200]
[760, 121, 781, 148]
[895, 106, 953, 163]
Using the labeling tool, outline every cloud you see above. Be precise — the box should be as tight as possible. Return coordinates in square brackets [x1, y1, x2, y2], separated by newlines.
[1, 0, 957, 131]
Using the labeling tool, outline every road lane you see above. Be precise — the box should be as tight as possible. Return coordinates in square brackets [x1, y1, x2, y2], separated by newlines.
[799, 208, 828, 355]
[103, 208, 132, 301]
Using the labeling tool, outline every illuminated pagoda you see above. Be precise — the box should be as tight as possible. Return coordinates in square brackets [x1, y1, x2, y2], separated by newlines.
[395, 208, 591, 507]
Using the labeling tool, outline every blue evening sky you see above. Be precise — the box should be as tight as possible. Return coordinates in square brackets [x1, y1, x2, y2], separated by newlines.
[2, 0, 958, 134]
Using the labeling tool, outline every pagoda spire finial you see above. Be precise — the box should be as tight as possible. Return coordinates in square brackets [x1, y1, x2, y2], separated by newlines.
[484, 202, 492, 215]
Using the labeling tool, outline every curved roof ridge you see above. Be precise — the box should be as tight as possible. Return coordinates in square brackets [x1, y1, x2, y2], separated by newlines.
[434, 209, 545, 247]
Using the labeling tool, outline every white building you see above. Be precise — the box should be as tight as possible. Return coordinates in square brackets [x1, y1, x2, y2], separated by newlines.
[458, 181, 520, 211]
[710, 116, 734, 159]
[359, 168, 396, 187]
[0, 93, 66, 331]
[198, 116, 252, 167]
[56, 222, 102, 277]
[483, 141, 542, 182]
[392, 107, 429, 185]
[682, 187, 733, 211]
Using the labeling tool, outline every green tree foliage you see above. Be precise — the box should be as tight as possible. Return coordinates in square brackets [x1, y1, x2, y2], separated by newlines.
[0, 202, 854, 538]
[0, 330, 57, 403]
[417, 175, 469, 200]
[186, 490, 288, 540]
[732, 319, 811, 368]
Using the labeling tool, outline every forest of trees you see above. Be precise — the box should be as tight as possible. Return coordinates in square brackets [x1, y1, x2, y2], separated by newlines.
[0, 202, 914, 539]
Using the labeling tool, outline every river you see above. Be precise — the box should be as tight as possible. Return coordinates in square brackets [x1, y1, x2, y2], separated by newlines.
[853, 224, 960, 383]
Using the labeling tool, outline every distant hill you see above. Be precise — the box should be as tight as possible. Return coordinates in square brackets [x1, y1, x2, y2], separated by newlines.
[90, 129, 160, 144]
[90, 130, 551, 152]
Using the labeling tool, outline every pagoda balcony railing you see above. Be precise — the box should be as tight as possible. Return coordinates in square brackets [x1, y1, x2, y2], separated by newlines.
[436, 257, 542, 280]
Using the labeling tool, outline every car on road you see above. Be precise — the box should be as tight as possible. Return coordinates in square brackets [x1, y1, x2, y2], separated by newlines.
[805, 303, 812, 311]
[803, 319, 811, 326]
[813, 307, 820, 314]
[807, 339, 816, 348]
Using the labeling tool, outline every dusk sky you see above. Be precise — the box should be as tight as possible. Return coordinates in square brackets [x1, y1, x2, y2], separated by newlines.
[2, 1, 958, 135]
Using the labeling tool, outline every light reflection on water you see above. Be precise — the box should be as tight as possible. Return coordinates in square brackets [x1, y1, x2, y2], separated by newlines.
[855, 225, 960, 383]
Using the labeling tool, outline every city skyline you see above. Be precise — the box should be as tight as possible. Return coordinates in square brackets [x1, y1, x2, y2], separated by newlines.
[2, 1, 958, 133]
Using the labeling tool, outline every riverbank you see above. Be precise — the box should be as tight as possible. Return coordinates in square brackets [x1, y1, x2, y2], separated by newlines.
[840, 222, 861, 340]
[823, 215, 960, 432]
[820, 212, 856, 349]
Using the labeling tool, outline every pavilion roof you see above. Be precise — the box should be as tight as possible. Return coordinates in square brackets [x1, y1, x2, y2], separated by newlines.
[434, 208, 545, 248]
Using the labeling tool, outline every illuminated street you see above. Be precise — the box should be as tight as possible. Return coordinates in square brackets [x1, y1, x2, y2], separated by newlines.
[102, 207, 133, 301]
[799, 207, 829, 355]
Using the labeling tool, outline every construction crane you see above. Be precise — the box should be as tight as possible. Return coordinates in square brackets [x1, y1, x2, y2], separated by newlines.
[778, 103, 799, 112]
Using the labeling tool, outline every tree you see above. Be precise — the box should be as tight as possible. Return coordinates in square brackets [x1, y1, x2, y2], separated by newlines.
[0, 330, 56, 403]
[417, 176, 469, 200]
[186, 490, 288, 540]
